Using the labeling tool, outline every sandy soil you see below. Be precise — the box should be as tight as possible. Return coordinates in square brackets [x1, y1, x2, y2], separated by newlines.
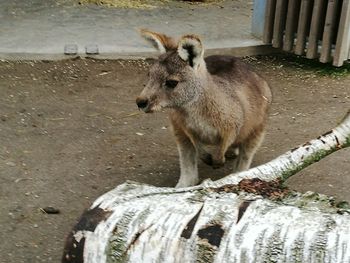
[0, 55, 349, 262]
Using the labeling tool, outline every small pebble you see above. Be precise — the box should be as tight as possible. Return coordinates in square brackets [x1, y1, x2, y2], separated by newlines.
[41, 206, 60, 214]
[6, 161, 16, 166]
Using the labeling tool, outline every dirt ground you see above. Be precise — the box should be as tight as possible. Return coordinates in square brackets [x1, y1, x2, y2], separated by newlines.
[0, 55, 349, 262]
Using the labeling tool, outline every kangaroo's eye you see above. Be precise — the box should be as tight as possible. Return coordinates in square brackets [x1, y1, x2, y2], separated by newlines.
[165, 80, 178, 89]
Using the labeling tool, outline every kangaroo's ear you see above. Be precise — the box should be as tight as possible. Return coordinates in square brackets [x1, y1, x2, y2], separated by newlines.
[139, 29, 177, 54]
[177, 35, 204, 69]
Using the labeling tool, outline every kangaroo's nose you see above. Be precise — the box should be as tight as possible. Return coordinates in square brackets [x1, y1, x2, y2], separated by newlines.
[136, 97, 149, 109]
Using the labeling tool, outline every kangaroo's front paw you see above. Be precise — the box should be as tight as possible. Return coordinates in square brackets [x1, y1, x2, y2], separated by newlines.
[212, 158, 225, 169]
[200, 153, 213, 166]
[200, 153, 225, 168]
[225, 147, 239, 160]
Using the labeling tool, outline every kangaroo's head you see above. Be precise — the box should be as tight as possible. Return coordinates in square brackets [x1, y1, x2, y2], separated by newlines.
[136, 29, 205, 113]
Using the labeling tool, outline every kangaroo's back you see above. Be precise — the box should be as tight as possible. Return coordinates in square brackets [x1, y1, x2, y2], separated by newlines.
[205, 55, 249, 77]
[205, 55, 272, 129]
[206, 55, 269, 90]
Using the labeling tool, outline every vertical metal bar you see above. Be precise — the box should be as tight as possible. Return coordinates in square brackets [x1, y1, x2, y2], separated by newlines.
[295, 0, 314, 55]
[284, 0, 301, 51]
[320, 0, 340, 63]
[263, 0, 277, 44]
[306, 0, 326, 59]
[333, 0, 350, 66]
[272, 0, 289, 48]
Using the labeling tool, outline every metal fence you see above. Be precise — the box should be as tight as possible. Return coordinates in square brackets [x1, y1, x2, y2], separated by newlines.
[262, 0, 350, 66]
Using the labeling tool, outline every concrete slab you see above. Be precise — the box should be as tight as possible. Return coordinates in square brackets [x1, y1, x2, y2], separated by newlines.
[0, 0, 266, 60]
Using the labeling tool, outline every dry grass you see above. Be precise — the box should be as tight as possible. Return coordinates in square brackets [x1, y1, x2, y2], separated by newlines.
[78, 0, 222, 9]
[78, 0, 160, 9]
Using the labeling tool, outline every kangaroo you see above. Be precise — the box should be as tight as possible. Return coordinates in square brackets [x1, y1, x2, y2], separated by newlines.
[136, 29, 272, 188]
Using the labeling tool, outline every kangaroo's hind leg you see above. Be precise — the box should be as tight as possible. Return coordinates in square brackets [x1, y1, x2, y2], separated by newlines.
[232, 126, 265, 172]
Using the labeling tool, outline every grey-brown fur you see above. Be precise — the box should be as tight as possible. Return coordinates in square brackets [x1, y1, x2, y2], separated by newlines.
[136, 30, 272, 187]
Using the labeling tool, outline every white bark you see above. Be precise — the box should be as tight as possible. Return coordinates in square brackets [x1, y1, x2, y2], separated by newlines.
[63, 111, 350, 263]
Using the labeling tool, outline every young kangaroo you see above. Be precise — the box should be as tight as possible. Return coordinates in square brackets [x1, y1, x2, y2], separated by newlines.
[136, 29, 272, 188]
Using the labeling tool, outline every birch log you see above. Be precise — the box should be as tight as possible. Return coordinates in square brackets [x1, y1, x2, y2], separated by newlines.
[63, 111, 350, 263]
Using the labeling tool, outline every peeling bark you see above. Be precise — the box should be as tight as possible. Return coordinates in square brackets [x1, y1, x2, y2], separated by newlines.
[63, 111, 350, 263]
